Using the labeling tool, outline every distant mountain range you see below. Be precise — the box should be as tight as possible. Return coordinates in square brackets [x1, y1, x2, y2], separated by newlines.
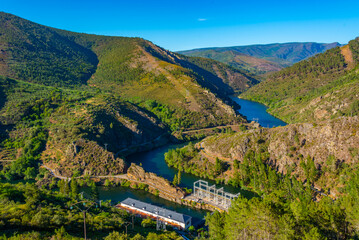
[241, 38, 359, 123]
[178, 42, 341, 76]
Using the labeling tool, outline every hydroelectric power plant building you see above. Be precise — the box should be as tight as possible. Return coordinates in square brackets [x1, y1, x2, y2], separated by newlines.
[118, 198, 192, 230]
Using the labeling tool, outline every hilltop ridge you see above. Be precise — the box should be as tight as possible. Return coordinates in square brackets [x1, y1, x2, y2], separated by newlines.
[178, 42, 341, 76]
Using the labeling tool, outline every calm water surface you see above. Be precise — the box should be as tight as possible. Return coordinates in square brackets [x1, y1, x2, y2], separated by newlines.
[231, 97, 287, 128]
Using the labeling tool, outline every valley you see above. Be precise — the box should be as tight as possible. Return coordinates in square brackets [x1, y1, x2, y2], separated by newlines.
[1, 10, 359, 240]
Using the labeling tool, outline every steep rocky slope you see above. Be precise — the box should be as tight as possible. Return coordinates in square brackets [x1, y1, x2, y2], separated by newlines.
[169, 116, 359, 195]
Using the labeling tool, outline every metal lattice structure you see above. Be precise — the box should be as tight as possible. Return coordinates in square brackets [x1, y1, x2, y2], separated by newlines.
[154, 207, 166, 231]
[193, 180, 240, 209]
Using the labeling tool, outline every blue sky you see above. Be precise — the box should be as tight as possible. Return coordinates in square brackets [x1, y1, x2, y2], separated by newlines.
[2, 0, 359, 51]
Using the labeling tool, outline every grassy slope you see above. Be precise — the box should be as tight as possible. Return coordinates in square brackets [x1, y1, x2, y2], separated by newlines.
[241, 38, 359, 123]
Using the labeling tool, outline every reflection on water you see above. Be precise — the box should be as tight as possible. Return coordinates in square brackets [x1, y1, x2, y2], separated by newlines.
[128, 143, 240, 194]
[231, 97, 287, 128]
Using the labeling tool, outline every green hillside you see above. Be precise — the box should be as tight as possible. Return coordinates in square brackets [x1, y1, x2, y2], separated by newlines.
[241, 38, 359, 123]
[0, 12, 255, 183]
[0, 12, 98, 86]
[0, 12, 255, 130]
[179, 42, 341, 75]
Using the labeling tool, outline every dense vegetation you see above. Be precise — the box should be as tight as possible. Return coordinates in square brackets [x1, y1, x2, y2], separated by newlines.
[166, 115, 359, 239]
[0, 11, 251, 141]
[0, 12, 98, 86]
[2, 11, 359, 240]
[241, 38, 359, 123]
[165, 138, 359, 239]
[204, 149, 359, 239]
[0, 181, 183, 240]
[0, 11, 253, 183]
[165, 142, 227, 181]
[0, 75, 171, 179]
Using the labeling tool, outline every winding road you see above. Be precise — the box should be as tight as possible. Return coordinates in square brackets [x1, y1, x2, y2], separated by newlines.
[41, 164, 178, 198]
[41, 164, 128, 181]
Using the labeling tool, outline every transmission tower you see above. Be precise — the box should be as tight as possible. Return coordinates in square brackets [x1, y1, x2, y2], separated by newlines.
[155, 207, 166, 231]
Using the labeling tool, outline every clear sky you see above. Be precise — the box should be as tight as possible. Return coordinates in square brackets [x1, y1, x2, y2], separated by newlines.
[2, 0, 359, 51]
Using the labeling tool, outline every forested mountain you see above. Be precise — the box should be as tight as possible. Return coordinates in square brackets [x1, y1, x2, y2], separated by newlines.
[241, 37, 359, 123]
[0, 12, 258, 93]
[0, 12, 253, 180]
[179, 42, 340, 75]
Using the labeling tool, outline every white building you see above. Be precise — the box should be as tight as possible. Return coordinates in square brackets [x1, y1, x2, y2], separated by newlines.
[118, 198, 192, 230]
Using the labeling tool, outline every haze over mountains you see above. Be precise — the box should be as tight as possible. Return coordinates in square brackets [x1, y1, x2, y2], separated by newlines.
[179, 42, 341, 75]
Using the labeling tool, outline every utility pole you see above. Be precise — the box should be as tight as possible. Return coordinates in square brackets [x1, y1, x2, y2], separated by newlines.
[69, 200, 99, 240]
[124, 222, 131, 234]
[83, 211, 87, 240]
[132, 214, 134, 229]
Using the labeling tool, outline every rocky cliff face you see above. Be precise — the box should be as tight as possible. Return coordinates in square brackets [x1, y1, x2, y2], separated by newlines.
[200, 116, 359, 175]
[42, 139, 126, 177]
[127, 163, 185, 202]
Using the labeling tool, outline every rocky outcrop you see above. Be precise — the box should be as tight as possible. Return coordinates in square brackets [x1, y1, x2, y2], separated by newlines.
[200, 116, 359, 174]
[127, 163, 185, 202]
[42, 139, 126, 177]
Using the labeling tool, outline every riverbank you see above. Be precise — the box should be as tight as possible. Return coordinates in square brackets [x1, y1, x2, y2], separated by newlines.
[41, 162, 219, 213]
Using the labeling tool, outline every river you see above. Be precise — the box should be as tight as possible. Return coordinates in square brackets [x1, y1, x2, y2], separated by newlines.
[97, 97, 287, 220]
[231, 97, 287, 128]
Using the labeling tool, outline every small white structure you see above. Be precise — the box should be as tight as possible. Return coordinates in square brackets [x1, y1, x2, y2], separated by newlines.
[193, 180, 240, 209]
[119, 198, 192, 230]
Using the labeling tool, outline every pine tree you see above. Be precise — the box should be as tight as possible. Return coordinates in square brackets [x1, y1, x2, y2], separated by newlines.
[90, 182, 99, 200]
[177, 170, 181, 185]
[172, 174, 178, 186]
[70, 179, 79, 197]
[63, 180, 70, 195]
